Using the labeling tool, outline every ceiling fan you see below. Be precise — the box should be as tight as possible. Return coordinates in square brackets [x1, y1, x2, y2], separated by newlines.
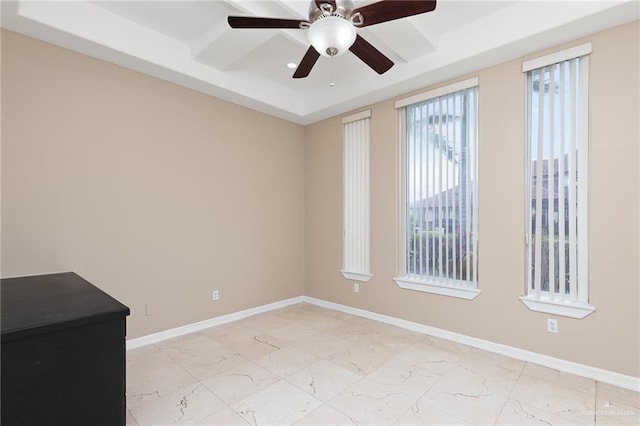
[228, 0, 437, 78]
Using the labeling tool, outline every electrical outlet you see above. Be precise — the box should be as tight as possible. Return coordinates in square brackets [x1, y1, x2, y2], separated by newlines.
[547, 318, 558, 333]
[145, 303, 156, 316]
[212, 290, 219, 301]
[353, 283, 359, 293]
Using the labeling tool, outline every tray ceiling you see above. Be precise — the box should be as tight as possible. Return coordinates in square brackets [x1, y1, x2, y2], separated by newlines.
[2, 1, 638, 124]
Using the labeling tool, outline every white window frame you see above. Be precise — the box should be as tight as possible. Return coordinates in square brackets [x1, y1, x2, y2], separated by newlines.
[394, 77, 481, 300]
[520, 43, 595, 319]
[341, 110, 373, 282]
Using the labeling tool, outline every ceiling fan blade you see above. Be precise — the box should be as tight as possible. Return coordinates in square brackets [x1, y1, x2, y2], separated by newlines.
[349, 34, 394, 75]
[228, 16, 308, 29]
[352, 0, 437, 28]
[293, 46, 321, 79]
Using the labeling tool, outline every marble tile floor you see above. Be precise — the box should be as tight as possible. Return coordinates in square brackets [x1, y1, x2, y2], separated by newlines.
[126, 303, 639, 426]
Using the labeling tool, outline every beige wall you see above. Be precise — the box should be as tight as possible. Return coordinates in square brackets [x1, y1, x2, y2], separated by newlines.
[305, 21, 640, 377]
[1, 30, 306, 338]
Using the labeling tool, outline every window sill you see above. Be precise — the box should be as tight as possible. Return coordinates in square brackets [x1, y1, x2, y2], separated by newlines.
[341, 271, 373, 282]
[393, 277, 481, 300]
[519, 295, 595, 319]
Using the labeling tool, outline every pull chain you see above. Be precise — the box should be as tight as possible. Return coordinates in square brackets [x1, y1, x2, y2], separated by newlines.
[330, 54, 335, 87]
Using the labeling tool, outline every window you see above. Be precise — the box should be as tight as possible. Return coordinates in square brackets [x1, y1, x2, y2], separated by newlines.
[520, 43, 595, 318]
[342, 110, 372, 282]
[394, 78, 480, 300]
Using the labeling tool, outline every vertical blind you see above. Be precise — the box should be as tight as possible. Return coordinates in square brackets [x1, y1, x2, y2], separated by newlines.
[342, 112, 372, 281]
[402, 84, 479, 289]
[526, 54, 589, 304]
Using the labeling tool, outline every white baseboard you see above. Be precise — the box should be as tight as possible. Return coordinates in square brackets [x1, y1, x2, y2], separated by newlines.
[303, 296, 640, 392]
[126, 296, 304, 350]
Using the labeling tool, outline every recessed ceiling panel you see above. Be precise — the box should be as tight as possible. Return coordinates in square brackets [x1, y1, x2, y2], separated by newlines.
[411, 1, 515, 39]
[195, 28, 283, 71]
[358, 23, 436, 63]
[91, 1, 231, 44]
[228, 32, 312, 81]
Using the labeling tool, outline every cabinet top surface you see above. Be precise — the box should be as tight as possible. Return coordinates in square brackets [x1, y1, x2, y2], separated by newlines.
[1, 272, 130, 341]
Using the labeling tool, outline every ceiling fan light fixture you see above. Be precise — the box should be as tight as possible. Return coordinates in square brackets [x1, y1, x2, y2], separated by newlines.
[308, 16, 356, 57]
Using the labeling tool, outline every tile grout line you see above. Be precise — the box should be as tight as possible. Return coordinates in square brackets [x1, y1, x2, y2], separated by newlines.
[492, 360, 528, 425]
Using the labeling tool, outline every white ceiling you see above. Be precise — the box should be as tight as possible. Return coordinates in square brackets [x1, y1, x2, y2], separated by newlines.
[2, 1, 638, 125]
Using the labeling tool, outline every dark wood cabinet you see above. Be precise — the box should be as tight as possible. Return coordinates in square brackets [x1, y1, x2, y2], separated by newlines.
[1, 272, 130, 426]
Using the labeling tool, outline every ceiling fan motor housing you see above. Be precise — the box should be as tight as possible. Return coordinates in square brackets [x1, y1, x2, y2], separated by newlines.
[308, 0, 354, 22]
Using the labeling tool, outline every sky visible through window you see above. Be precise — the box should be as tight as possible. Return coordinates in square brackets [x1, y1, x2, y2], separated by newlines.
[530, 61, 581, 159]
[406, 91, 476, 203]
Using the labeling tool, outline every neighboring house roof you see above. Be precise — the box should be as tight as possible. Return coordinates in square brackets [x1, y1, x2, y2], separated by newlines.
[410, 186, 465, 209]
[410, 154, 573, 209]
[531, 154, 572, 201]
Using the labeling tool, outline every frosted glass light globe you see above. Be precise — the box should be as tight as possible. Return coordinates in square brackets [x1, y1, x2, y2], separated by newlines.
[308, 16, 356, 57]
